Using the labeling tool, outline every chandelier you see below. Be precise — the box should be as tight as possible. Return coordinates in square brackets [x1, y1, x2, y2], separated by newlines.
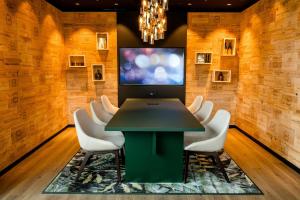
[139, 0, 168, 45]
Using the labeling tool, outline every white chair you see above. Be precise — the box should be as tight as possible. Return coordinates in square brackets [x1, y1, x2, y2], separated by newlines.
[187, 95, 203, 114]
[74, 109, 125, 182]
[90, 100, 113, 125]
[184, 109, 231, 183]
[194, 100, 214, 125]
[101, 95, 119, 115]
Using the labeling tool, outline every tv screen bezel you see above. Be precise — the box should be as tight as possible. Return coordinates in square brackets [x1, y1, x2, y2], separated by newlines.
[118, 47, 186, 86]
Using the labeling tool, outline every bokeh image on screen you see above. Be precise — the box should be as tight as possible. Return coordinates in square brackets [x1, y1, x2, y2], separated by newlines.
[119, 48, 185, 85]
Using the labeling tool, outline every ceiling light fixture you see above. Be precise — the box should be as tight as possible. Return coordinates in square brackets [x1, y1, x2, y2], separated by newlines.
[139, 0, 168, 45]
[75, 2, 80, 6]
[227, 3, 232, 6]
[187, 3, 192, 6]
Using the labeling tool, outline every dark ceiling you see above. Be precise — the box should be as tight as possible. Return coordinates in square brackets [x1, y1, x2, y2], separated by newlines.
[45, 0, 259, 12]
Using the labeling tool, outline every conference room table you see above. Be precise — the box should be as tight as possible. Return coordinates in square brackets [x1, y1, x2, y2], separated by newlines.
[105, 98, 204, 182]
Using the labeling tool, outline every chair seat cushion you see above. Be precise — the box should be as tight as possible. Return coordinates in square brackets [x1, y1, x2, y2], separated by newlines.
[184, 131, 218, 151]
[194, 115, 203, 122]
[184, 131, 205, 147]
[102, 132, 125, 148]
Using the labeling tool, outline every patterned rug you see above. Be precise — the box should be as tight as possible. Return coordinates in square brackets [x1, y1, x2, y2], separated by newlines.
[43, 151, 262, 195]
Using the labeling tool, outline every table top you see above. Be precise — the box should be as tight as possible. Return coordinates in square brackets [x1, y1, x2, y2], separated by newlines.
[105, 98, 204, 132]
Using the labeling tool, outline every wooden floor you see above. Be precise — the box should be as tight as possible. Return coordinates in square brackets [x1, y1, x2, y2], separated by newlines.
[0, 128, 300, 200]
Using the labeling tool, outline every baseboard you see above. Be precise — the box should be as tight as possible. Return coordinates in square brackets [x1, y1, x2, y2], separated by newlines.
[0, 124, 73, 177]
[2, 124, 299, 176]
[231, 125, 300, 174]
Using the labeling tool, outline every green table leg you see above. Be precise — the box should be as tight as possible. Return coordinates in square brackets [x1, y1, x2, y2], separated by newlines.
[124, 131, 183, 183]
[152, 132, 156, 155]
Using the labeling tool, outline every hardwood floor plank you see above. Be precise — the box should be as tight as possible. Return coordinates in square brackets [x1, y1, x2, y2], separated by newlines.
[0, 128, 299, 200]
[225, 130, 300, 200]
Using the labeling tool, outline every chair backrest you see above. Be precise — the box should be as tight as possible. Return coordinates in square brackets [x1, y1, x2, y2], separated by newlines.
[101, 95, 118, 115]
[206, 109, 231, 150]
[194, 101, 214, 125]
[188, 95, 203, 114]
[90, 100, 112, 125]
[74, 109, 96, 149]
[74, 109, 119, 152]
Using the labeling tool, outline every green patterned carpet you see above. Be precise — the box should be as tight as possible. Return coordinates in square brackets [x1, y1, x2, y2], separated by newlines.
[44, 151, 262, 195]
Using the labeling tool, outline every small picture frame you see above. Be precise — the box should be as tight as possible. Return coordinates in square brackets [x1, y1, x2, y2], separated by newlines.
[92, 64, 105, 82]
[195, 52, 212, 64]
[96, 32, 109, 50]
[212, 70, 231, 83]
[222, 38, 236, 56]
[69, 55, 85, 68]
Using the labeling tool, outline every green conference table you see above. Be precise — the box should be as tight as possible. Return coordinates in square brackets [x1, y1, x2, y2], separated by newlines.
[105, 98, 204, 182]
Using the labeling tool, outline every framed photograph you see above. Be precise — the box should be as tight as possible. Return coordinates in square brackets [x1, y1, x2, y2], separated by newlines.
[69, 55, 85, 68]
[212, 70, 231, 83]
[92, 64, 105, 82]
[195, 52, 212, 64]
[96, 32, 109, 50]
[222, 38, 236, 56]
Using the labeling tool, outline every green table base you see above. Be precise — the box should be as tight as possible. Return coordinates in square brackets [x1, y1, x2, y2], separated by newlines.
[124, 131, 183, 183]
[105, 98, 205, 183]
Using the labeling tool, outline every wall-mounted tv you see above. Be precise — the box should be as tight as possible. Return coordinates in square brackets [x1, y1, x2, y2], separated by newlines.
[119, 48, 185, 85]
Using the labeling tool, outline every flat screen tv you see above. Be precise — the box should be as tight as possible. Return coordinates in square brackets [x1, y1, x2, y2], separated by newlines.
[119, 48, 185, 85]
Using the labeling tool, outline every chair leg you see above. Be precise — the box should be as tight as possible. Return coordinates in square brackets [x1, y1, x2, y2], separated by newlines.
[184, 151, 190, 183]
[213, 153, 230, 183]
[210, 155, 216, 166]
[120, 147, 125, 164]
[114, 150, 121, 183]
[76, 151, 92, 181]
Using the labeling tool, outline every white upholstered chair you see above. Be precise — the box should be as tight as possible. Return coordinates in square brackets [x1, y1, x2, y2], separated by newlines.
[194, 100, 214, 125]
[101, 95, 119, 115]
[187, 95, 203, 114]
[74, 109, 125, 182]
[90, 100, 113, 125]
[184, 109, 231, 183]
